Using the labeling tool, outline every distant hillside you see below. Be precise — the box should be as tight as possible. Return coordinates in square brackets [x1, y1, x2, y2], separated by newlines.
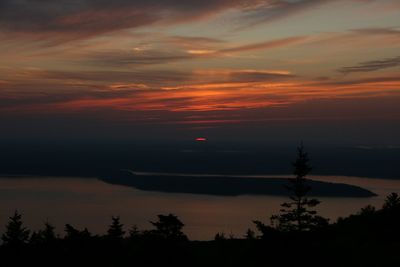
[0, 142, 399, 179]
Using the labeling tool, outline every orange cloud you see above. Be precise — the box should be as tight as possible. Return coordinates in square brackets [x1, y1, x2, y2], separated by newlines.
[27, 78, 398, 114]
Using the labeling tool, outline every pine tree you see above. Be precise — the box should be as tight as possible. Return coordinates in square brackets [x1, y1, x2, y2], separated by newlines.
[383, 192, 400, 210]
[107, 216, 125, 239]
[150, 214, 187, 241]
[214, 232, 226, 241]
[245, 228, 256, 239]
[1, 210, 30, 246]
[271, 144, 328, 231]
[128, 225, 141, 240]
[41, 222, 56, 241]
[64, 224, 91, 239]
[30, 221, 56, 245]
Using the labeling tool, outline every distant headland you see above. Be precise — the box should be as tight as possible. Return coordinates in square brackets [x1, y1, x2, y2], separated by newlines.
[99, 170, 377, 198]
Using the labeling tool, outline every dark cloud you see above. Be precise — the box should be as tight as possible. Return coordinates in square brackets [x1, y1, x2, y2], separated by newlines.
[319, 76, 400, 86]
[351, 27, 400, 36]
[1, 69, 190, 86]
[338, 56, 400, 74]
[88, 50, 195, 66]
[200, 70, 295, 83]
[0, 0, 331, 42]
[238, 1, 400, 30]
[1, 1, 396, 45]
[238, 0, 330, 28]
[0, 1, 251, 39]
[228, 71, 294, 82]
[168, 36, 225, 45]
[221, 36, 307, 53]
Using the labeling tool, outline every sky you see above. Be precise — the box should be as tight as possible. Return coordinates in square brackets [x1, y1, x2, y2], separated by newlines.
[0, 0, 399, 144]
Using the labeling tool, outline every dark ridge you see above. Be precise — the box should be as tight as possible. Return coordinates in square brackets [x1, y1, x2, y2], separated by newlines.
[99, 171, 377, 198]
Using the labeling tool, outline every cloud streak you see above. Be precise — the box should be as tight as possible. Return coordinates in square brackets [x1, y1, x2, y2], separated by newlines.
[85, 35, 307, 66]
[221, 36, 307, 53]
[338, 56, 400, 74]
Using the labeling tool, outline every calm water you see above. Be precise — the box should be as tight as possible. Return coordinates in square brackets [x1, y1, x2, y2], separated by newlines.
[1, 175, 400, 240]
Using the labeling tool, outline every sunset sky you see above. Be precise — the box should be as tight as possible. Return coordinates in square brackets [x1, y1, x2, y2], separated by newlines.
[1, 0, 399, 143]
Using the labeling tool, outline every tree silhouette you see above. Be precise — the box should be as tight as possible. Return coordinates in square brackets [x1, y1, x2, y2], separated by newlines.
[64, 224, 91, 240]
[107, 216, 125, 239]
[252, 220, 278, 239]
[271, 144, 328, 231]
[358, 205, 376, 216]
[383, 192, 400, 210]
[42, 222, 56, 240]
[30, 221, 56, 245]
[150, 214, 187, 241]
[1, 210, 30, 246]
[245, 228, 256, 239]
[214, 232, 226, 241]
[128, 225, 141, 240]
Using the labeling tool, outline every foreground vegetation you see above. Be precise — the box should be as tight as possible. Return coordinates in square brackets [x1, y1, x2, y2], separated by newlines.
[1, 195, 399, 267]
[1, 145, 399, 266]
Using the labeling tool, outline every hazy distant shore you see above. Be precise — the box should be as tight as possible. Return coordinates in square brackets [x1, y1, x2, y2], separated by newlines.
[1, 142, 399, 180]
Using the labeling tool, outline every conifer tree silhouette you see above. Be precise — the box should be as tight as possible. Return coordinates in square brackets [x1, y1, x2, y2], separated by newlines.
[30, 221, 56, 244]
[150, 214, 187, 241]
[1, 210, 30, 246]
[128, 225, 141, 240]
[42, 222, 56, 241]
[107, 216, 125, 239]
[245, 228, 256, 239]
[271, 144, 328, 231]
[64, 224, 91, 240]
[383, 192, 400, 210]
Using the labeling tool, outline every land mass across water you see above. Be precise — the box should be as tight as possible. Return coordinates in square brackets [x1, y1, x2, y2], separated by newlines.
[1, 142, 399, 179]
[99, 170, 377, 197]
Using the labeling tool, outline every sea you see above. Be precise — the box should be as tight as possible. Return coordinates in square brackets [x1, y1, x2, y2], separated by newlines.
[1, 174, 400, 240]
